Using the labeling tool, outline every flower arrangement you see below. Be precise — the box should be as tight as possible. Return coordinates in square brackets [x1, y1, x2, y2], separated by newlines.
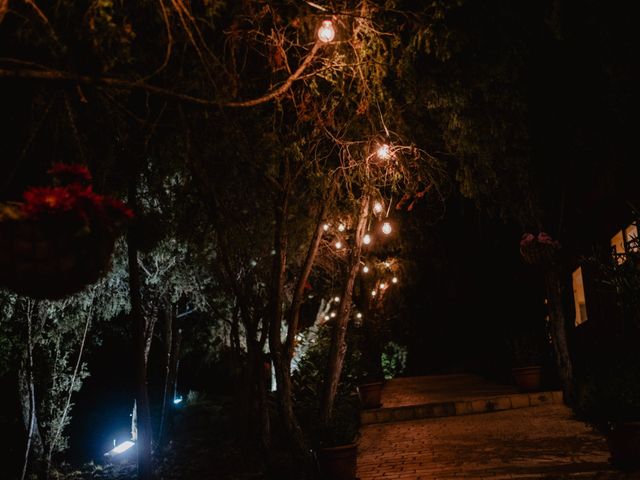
[20, 164, 133, 228]
[520, 232, 561, 265]
[0, 163, 133, 299]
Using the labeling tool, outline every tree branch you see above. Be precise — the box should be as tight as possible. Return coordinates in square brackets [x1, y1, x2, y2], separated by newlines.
[0, 41, 322, 108]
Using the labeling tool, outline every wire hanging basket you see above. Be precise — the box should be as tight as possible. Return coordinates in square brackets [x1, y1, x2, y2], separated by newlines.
[520, 233, 561, 266]
[0, 163, 132, 299]
[0, 210, 116, 299]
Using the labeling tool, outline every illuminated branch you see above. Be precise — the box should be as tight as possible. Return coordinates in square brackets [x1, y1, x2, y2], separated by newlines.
[0, 42, 322, 108]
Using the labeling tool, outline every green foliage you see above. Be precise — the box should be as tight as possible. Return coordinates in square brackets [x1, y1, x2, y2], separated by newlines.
[574, 350, 640, 429]
[292, 324, 360, 448]
[381, 341, 407, 379]
[506, 329, 548, 368]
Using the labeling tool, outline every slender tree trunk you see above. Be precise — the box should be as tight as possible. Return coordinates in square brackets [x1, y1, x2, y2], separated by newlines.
[320, 195, 370, 424]
[158, 302, 173, 447]
[544, 268, 574, 403]
[46, 295, 94, 478]
[128, 178, 153, 480]
[20, 300, 43, 480]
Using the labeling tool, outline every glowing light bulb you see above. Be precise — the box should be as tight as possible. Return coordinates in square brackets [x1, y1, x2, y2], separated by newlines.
[317, 20, 335, 43]
[373, 201, 383, 214]
[363, 234, 371, 245]
[356, 312, 363, 319]
[382, 222, 392, 235]
[380, 282, 387, 290]
[334, 296, 340, 302]
[330, 311, 336, 318]
[338, 223, 345, 232]
[371, 289, 377, 297]
[324, 315, 330, 321]
[384, 261, 391, 268]
[363, 265, 369, 273]
[392, 276, 398, 284]
[335, 241, 343, 249]
[376, 144, 391, 160]
[323, 223, 330, 231]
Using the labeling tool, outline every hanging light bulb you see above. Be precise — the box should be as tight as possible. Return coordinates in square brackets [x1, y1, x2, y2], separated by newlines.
[380, 282, 387, 290]
[324, 314, 330, 321]
[323, 223, 330, 231]
[338, 223, 346, 232]
[392, 276, 398, 284]
[371, 289, 377, 297]
[384, 261, 391, 268]
[376, 144, 392, 160]
[335, 241, 343, 249]
[330, 311, 337, 318]
[356, 312, 363, 319]
[373, 201, 383, 214]
[363, 265, 369, 273]
[334, 296, 340, 303]
[363, 233, 372, 245]
[317, 20, 336, 43]
[382, 222, 392, 235]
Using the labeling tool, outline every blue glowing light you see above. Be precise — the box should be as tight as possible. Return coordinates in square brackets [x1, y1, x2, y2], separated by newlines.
[173, 395, 183, 405]
[105, 440, 135, 457]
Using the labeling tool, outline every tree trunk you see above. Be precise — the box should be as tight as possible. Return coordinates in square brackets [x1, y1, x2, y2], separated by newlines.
[320, 195, 370, 424]
[158, 301, 175, 447]
[46, 295, 94, 478]
[128, 178, 153, 480]
[20, 300, 43, 480]
[544, 268, 574, 404]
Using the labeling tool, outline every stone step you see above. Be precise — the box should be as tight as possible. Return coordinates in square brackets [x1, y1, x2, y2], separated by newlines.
[360, 390, 563, 425]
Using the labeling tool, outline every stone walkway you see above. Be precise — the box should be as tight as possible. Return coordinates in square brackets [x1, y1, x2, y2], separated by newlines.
[361, 375, 563, 426]
[357, 376, 638, 480]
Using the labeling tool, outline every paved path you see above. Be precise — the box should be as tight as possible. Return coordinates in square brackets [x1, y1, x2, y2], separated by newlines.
[357, 376, 637, 480]
[380, 374, 519, 408]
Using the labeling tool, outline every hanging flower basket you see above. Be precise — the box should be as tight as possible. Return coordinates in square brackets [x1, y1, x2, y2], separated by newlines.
[0, 164, 132, 299]
[520, 232, 561, 266]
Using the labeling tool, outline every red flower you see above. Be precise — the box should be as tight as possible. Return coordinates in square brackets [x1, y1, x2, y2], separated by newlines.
[22, 186, 77, 216]
[48, 163, 92, 184]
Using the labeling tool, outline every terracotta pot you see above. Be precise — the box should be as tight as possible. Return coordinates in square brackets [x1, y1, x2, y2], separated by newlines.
[512, 366, 542, 392]
[0, 219, 115, 299]
[606, 422, 640, 470]
[358, 382, 383, 409]
[317, 443, 357, 480]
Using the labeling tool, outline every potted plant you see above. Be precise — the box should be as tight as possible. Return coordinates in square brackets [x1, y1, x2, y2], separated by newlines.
[575, 352, 640, 470]
[0, 163, 132, 299]
[293, 324, 361, 479]
[315, 394, 360, 480]
[507, 330, 546, 392]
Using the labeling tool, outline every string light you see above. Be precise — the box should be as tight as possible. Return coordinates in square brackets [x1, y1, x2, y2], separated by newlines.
[334, 296, 340, 302]
[373, 201, 383, 214]
[338, 223, 346, 232]
[376, 144, 392, 160]
[323, 223, 330, 231]
[330, 311, 337, 318]
[363, 234, 372, 245]
[371, 289, 377, 297]
[382, 222, 392, 235]
[392, 276, 398, 284]
[324, 315, 330, 321]
[380, 282, 387, 290]
[335, 241, 343, 249]
[317, 20, 336, 43]
[384, 261, 391, 268]
[356, 312, 363, 319]
[363, 265, 369, 273]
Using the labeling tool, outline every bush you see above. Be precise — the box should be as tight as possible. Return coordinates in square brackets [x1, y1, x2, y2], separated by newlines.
[292, 324, 361, 448]
[381, 342, 407, 379]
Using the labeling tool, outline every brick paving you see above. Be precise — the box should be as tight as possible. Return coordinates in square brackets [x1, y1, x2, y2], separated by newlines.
[357, 376, 639, 480]
[381, 375, 519, 408]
